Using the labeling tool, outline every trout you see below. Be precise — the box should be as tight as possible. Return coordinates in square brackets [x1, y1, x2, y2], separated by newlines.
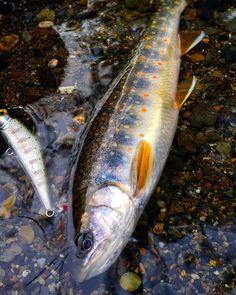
[0, 109, 54, 217]
[72, 0, 204, 282]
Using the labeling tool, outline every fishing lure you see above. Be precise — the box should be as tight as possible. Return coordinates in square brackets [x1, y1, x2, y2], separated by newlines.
[0, 109, 54, 217]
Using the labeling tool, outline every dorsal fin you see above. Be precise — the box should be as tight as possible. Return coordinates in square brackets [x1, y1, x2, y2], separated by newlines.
[180, 30, 205, 56]
[131, 140, 154, 195]
[175, 76, 196, 109]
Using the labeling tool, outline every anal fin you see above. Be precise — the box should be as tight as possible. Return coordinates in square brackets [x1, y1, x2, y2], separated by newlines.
[131, 141, 154, 194]
[180, 30, 205, 56]
[175, 76, 196, 109]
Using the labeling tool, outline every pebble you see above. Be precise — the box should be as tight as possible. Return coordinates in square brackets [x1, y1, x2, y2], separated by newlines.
[191, 273, 200, 280]
[190, 103, 217, 128]
[178, 130, 199, 152]
[59, 86, 76, 94]
[48, 59, 58, 68]
[37, 258, 46, 268]
[22, 269, 31, 277]
[0, 34, 19, 52]
[216, 142, 231, 158]
[0, 195, 16, 218]
[221, 44, 236, 63]
[18, 226, 35, 244]
[38, 21, 54, 29]
[153, 223, 164, 235]
[120, 272, 141, 292]
[21, 30, 32, 42]
[0, 243, 21, 262]
[73, 110, 87, 125]
[36, 8, 55, 22]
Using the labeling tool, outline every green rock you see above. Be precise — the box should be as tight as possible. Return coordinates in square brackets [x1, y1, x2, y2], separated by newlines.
[216, 142, 231, 157]
[120, 272, 141, 292]
[36, 8, 55, 22]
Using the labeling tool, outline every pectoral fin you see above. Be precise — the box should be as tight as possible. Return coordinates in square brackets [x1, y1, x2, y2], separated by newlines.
[180, 30, 205, 56]
[175, 76, 196, 109]
[131, 141, 154, 195]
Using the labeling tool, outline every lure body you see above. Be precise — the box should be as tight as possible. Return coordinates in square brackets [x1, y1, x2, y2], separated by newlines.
[0, 109, 54, 217]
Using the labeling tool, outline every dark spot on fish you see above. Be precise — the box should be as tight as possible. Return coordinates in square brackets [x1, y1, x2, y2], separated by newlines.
[114, 131, 131, 145]
[134, 78, 150, 89]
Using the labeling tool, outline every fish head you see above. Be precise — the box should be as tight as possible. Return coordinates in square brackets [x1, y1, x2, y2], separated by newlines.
[74, 185, 135, 282]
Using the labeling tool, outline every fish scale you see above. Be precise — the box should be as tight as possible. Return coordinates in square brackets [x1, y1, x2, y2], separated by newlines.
[72, 0, 204, 282]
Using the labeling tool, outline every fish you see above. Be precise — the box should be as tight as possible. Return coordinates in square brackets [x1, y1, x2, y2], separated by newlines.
[72, 0, 205, 282]
[0, 109, 55, 217]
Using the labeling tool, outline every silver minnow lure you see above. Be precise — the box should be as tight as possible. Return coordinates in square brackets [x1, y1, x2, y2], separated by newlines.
[0, 109, 54, 217]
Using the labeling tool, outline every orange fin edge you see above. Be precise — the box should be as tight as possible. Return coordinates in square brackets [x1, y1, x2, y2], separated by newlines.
[175, 76, 196, 109]
[131, 140, 154, 195]
[180, 30, 205, 56]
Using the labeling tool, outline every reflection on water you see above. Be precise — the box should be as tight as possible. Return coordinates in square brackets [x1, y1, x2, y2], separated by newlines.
[0, 0, 235, 294]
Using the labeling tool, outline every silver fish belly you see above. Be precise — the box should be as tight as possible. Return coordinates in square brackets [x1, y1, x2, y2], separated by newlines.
[0, 109, 54, 217]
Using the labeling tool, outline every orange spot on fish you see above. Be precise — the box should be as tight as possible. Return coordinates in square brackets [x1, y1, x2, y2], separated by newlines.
[136, 71, 143, 77]
[163, 37, 168, 43]
[145, 45, 152, 49]
[139, 133, 145, 138]
[117, 165, 123, 172]
[160, 49, 165, 55]
[155, 61, 162, 66]
[127, 146, 133, 153]
[146, 35, 151, 40]
[152, 75, 158, 79]
[141, 107, 148, 112]
[143, 93, 149, 98]
[139, 55, 146, 61]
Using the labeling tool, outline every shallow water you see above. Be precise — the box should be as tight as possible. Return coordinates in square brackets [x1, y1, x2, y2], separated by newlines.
[0, 1, 235, 294]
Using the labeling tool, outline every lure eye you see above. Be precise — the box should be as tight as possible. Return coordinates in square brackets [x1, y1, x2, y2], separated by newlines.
[75, 232, 94, 257]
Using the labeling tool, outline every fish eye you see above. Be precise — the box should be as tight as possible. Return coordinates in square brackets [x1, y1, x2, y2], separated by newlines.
[75, 232, 94, 257]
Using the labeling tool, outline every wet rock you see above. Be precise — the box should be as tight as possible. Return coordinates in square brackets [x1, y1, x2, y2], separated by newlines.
[153, 223, 164, 235]
[0, 243, 21, 262]
[48, 59, 58, 68]
[0, 34, 19, 52]
[38, 21, 54, 29]
[0, 195, 16, 218]
[177, 129, 199, 152]
[120, 272, 141, 292]
[216, 142, 231, 158]
[221, 44, 236, 63]
[225, 20, 236, 33]
[36, 8, 55, 22]
[21, 30, 32, 42]
[37, 258, 46, 268]
[190, 103, 217, 128]
[18, 225, 35, 244]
